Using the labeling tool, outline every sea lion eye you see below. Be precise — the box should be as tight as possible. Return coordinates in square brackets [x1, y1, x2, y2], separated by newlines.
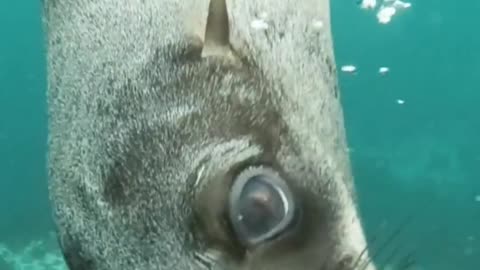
[228, 166, 296, 246]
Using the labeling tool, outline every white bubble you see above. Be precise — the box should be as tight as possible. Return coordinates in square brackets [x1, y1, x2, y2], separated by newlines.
[393, 0, 412, 9]
[396, 99, 405, 104]
[377, 6, 397, 24]
[341, 65, 357, 73]
[361, 0, 411, 24]
[360, 0, 377, 9]
[379, 66, 390, 74]
[475, 195, 480, 202]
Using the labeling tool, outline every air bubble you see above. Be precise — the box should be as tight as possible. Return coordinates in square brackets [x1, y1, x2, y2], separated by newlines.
[341, 65, 357, 73]
[360, 0, 377, 9]
[379, 67, 390, 74]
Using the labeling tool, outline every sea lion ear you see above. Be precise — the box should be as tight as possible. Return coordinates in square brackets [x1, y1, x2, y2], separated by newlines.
[201, 0, 238, 62]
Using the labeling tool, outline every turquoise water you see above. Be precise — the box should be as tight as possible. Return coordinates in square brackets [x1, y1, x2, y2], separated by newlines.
[0, 1, 478, 269]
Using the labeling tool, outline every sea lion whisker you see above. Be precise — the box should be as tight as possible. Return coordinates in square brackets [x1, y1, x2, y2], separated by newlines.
[352, 221, 384, 269]
[193, 252, 214, 269]
[193, 249, 222, 270]
[377, 243, 403, 270]
[396, 251, 417, 270]
[358, 256, 374, 270]
[368, 195, 434, 270]
[351, 244, 369, 269]
[359, 214, 414, 270]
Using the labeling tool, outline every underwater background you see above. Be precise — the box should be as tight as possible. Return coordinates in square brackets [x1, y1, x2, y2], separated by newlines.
[0, 0, 478, 269]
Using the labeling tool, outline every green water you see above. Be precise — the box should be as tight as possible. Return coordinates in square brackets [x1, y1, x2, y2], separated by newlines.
[0, 1, 478, 269]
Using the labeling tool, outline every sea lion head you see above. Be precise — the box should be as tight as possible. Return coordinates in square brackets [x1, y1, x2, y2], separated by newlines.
[45, 0, 376, 270]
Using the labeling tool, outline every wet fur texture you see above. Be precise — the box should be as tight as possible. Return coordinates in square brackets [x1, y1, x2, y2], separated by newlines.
[43, 0, 376, 269]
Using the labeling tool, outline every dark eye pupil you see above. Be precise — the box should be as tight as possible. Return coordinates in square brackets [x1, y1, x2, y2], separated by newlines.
[237, 176, 286, 238]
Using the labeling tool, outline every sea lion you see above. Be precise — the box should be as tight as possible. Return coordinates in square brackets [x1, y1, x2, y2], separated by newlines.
[43, 0, 377, 269]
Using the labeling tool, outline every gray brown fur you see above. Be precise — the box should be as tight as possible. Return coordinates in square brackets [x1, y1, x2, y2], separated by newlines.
[43, 0, 376, 269]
